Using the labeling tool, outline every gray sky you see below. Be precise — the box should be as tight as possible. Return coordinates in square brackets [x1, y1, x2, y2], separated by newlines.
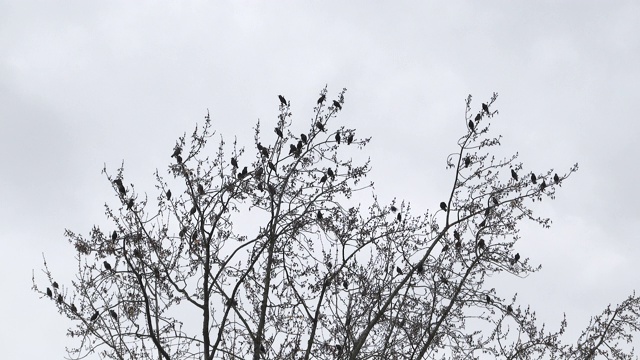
[1, 1, 639, 358]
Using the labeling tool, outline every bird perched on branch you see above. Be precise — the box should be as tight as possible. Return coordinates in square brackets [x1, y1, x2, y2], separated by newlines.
[440, 202, 447, 211]
[103, 261, 112, 271]
[333, 100, 342, 110]
[317, 94, 325, 105]
[511, 169, 518, 181]
[278, 95, 287, 106]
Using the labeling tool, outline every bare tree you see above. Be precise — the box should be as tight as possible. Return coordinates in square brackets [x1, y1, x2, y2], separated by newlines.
[34, 88, 639, 360]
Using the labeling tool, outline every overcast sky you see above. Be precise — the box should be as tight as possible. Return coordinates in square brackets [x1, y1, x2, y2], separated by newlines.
[1, 1, 639, 358]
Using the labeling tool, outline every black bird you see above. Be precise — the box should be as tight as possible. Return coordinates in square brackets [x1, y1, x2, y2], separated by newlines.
[46, 288, 52, 298]
[514, 253, 520, 262]
[482, 103, 489, 114]
[317, 94, 326, 105]
[260, 146, 269, 158]
[320, 174, 328, 183]
[484, 207, 491, 216]
[530, 173, 537, 185]
[190, 206, 197, 215]
[53, 282, 59, 289]
[109, 309, 118, 320]
[300, 133, 308, 144]
[179, 227, 187, 237]
[317, 210, 323, 220]
[464, 156, 471, 168]
[507, 305, 513, 313]
[397, 213, 402, 222]
[390, 205, 397, 212]
[274, 127, 283, 138]
[90, 311, 99, 322]
[316, 122, 326, 132]
[111, 231, 117, 241]
[268, 161, 277, 173]
[257, 182, 264, 192]
[133, 249, 142, 258]
[475, 113, 482, 122]
[453, 230, 461, 241]
[153, 267, 160, 278]
[492, 197, 499, 206]
[197, 184, 205, 195]
[289, 144, 298, 156]
[477, 239, 485, 249]
[114, 179, 126, 196]
[191, 231, 198, 241]
[127, 198, 134, 210]
[57, 294, 63, 304]
[511, 169, 518, 181]
[343, 280, 349, 289]
[166, 189, 171, 200]
[442, 244, 449, 252]
[278, 95, 287, 106]
[347, 133, 354, 145]
[455, 240, 462, 249]
[231, 157, 238, 168]
[479, 219, 486, 228]
[416, 262, 424, 274]
[336, 344, 343, 354]
[468, 120, 475, 133]
[260, 344, 266, 354]
[335, 131, 341, 144]
[71, 304, 77, 313]
[255, 167, 264, 178]
[171, 147, 181, 158]
[176, 155, 183, 164]
[104, 261, 112, 271]
[267, 184, 276, 196]
[297, 140, 303, 152]
[396, 266, 403, 275]
[333, 100, 342, 110]
[440, 202, 447, 211]
[554, 173, 560, 184]
[241, 166, 248, 178]
[540, 180, 547, 191]
[327, 168, 335, 180]
[486, 295, 492, 304]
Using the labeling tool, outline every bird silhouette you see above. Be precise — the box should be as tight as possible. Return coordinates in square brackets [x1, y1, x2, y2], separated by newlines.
[171, 147, 181, 158]
[300, 133, 308, 144]
[333, 100, 342, 110]
[316, 122, 326, 132]
[530, 173, 537, 185]
[468, 120, 475, 133]
[267, 184, 276, 196]
[46, 288, 52, 297]
[479, 219, 486, 227]
[540, 180, 547, 191]
[297, 140, 303, 152]
[231, 157, 238, 168]
[112, 231, 117, 241]
[397, 213, 402, 222]
[320, 174, 328, 183]
[442, 244, 449, 252]
[507, 305, 513, 313]
[396, 266, 403, 275]
[486, 295, 492, 304]
[109, 309, 118, 320]
[257, 182, 264, 192]
[71, 304, 77, 313]
[260, 344, 266, 353]
[335, 131, 341, 144]
[289, 144, 297, 156]
[492, 197, 499, 206]
[268, 161, 277, 173]
[166, 189, 171, 200]
[482, 103, 489, 113]
[511, 169, 518, 181]
[57, 294, 63, 304]
[327, 168, 335, 179]
[514, 253, 520, 262]
[455, 240, 462, 249]
[90, 311, 99, 321]
[127, 199, 134, 210]
[416, 262, 424, 274]
[274, 127, 283, 138]
[453, 230, 461, 241]
[241, 166, 248, 178]
[179, 227, 187, 237]
[114, 179, 126, 196]
[197, 184, 205, 195]
[317, 94, 326, 105]
[475, 113, 482, 122]
[478, 239, 485, 249]
[347, 133, 354, 145]
[53, 282, 59, 289]
[390, 205, 397, 212]
[176, 155, 183, 164]
[278, 95, 287, 106]
[134, 249, 142, 258]
[190, 206, 197, 215]
[464, 156, 471, 168]
[317, 210, 323, 220]
[255, 167, 264, 178]
[554, 173, 560, 184]
[343, 280, 349, 289]
[440, 202, 447, 211]
[104, 261, 112, 271]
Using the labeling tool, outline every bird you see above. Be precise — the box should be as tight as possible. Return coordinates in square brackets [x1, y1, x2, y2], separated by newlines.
[71, 304, 77, 313]
[267, 184, 276, 196]
[390, 205, 397, 212]
[440, 202, 447, 211]
[317, 211, 323, 220]
[397, 213, 402, 222]
[396, 266, 403, 275]
[317, 94, 326, 105]
[486, 295, 492, 304]
[175, 155, 183, 164]
[268, 161, 277, 173]
[109, 309, 118, 320]
[127, 198, 134, 210]
[453, 230, 461, 241]
[347, 133, 354, 145]
[320, 174, 328, 183]
[57, 294, 63, 304]
[492, 197, 499, 206]
[479, 219, 486, 228]
[274, 127, 283, 138]
[278, 95, 287, 106]
[297, 140, 303, 152]
[475, 113, 482, 122]
[336, 344, 343, 354]
[416, 262, 424, 274]
[464, 156, 471, 168]
[455, 240, 462, 249]
[468, 120, 475, 133]
[104, 261, 112, 271]
[53, 281, 59, 289]
[327, 168, 335, 180]
[554, 173, 560, 184]
[300, 133, 308, 144]
[482, 103, 489, 113]
[46, 288, 52, 298]
[333, 100, 342, 110]
[289, 144, 298, 156]
[477, 239, 485, 249]
[179, 227, 187, 237]
[260, 344, 266, 354]
[240, 166, 248, 178]
[197, 184, 205, 195]
[111, 231, 117, 241]
[231, 157, 238, 168]
[133, 249, 142, 258]
[507, 305, 513, 313]
[191, 231, 198, 241]
[514, 253, 520, 262]
[442, 244, 449, 252]
[259, 144, 269, 157]
[335, 131, 341, 144]
[511, 169, 518, 181]
[90, 311, 99, 321]
[257, 182, 264, 192]
[114, 179, 126, 196]
[530, 173, 537, 185]
[343, 280, 349, 289]
[540, 180, 547, 191]
[190, 206, 197, 215]
[171, 147, 182, 158]
[254, 167, 264, 178]
[316, 122, 326, 132]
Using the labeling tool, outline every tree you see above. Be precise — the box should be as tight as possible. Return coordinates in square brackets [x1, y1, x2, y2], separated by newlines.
[34, 88, 639, 360]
